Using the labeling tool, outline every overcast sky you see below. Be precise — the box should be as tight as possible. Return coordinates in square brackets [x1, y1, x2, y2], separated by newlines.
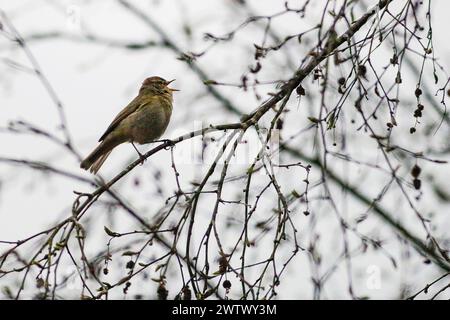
[1, 0, 449, 299]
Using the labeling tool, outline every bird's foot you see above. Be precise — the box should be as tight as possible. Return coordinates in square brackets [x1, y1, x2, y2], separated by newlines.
[138, 153, 146, 166]
[154, 139, 175, 149]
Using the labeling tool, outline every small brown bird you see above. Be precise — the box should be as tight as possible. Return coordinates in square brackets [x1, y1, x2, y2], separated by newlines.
[80, 76, 178, 173]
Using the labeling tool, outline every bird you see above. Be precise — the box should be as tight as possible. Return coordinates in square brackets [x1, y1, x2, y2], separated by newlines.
[80, 76, 178, 174]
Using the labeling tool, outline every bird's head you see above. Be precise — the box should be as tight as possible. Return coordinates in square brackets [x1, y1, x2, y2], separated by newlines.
[140, 76, 179, 95]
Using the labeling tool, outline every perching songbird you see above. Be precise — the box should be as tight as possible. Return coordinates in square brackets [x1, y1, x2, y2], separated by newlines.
[80, 76, 178, 173]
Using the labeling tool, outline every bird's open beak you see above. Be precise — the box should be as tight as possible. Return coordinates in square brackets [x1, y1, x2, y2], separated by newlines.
[167, 79, 180, 91]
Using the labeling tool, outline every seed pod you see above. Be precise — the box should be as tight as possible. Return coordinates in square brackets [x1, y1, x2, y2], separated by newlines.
[157, 283, 168, 300]
[183, 286, 192, 300]
[411, 165, 421, 178]
[413, 178, 421, 190]
[395, 71, 402, 84]
[357, 65, 367, 77]
[223, 280, 232, 290]
[415, 87, 422, 98]
[390, 54, 398, 65]
[296, 85, 306, 96]
[276, 118, 284, 130]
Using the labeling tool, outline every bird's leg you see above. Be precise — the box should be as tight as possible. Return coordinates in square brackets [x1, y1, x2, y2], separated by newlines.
[131, 142, 146, 165]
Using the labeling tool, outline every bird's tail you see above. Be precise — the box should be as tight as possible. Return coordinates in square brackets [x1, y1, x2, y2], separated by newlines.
[80, 141, 114, 174]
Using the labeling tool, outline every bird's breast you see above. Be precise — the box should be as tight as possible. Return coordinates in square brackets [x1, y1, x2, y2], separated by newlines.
[130, 97, 172, 144]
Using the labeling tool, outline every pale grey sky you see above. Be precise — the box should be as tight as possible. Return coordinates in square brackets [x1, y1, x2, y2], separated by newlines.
[1, 0, 449, 299]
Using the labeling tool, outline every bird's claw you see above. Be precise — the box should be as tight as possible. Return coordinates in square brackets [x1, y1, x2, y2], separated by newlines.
[138, 153, 147, 165]
[154, 139, 174, 149]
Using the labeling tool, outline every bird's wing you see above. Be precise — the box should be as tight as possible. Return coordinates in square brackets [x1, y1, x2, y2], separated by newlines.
[98, 95, 148, 142]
